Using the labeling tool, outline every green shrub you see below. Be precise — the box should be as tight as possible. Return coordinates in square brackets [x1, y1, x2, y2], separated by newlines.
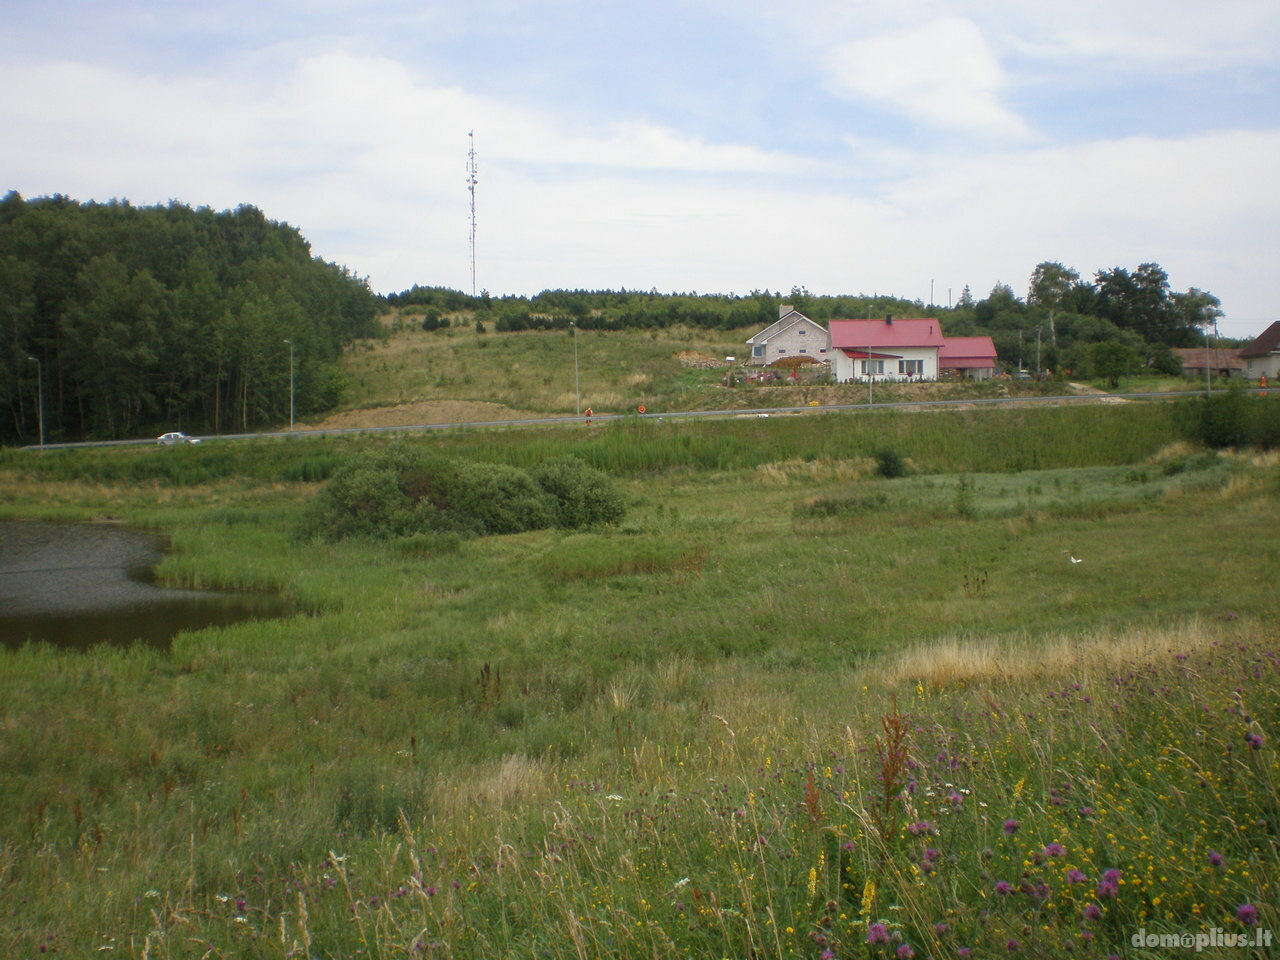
[302, 445, 624, 541]
[304, 462, 418, 541]
[437, 460, 554, 535]
[1183, 384, 1280, 449]
[530, 457, 626, 528]
[874, 448, 908, 478]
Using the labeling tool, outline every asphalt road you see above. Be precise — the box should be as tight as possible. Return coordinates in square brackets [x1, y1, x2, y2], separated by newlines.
[18, 387, 1257, 451]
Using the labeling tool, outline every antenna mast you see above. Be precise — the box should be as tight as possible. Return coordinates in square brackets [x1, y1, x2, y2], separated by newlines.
[467, 131, 478, 297]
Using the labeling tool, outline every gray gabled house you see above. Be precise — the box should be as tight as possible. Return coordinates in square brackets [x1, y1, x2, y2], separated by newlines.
[746, 307, 830, 367]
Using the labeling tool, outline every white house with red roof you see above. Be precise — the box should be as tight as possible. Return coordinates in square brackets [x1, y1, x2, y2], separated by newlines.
[829, 316, 998, 382]
[829, 316, 939, 382]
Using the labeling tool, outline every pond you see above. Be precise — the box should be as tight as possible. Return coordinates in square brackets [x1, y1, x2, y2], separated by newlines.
[0, 520, 292, 650]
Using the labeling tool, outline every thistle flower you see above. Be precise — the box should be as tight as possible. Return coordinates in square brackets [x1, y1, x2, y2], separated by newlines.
[1237, 903, 1259, 926]
[1002, 819, 1020, 835]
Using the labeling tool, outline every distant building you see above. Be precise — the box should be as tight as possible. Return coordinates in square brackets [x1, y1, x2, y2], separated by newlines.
[938, 336, 1000, 381]
[1172, 347, 1244, 379]
[745, 307, 830, 367]
[827, 316, 998, 383]
[1238, 321, 1280, 380]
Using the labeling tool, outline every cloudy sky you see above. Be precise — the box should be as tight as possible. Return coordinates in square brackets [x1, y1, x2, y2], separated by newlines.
[3, 0, 1277, 337]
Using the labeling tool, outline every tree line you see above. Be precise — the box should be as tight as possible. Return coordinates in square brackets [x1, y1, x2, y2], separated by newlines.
[1, 192, 380, 444]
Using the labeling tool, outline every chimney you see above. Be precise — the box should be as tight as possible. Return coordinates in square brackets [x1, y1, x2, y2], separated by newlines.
[885, 313, 893, 325]
[780, 304, 793, 319]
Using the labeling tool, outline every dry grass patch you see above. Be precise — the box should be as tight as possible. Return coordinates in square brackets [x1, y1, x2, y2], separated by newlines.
[755, 457, 876, 486]
[874, 617, 1254, 688]
[433, 754, 553, 815]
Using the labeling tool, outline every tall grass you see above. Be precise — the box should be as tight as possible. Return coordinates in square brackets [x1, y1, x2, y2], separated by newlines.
[0, 416, 1274, 957]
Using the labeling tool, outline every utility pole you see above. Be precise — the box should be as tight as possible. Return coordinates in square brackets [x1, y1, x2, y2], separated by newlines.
[1203, 324, 1211, 396]
[283, 339, 294, 431]
[570, 321, 580, 416]
[27, 355, 44, 448]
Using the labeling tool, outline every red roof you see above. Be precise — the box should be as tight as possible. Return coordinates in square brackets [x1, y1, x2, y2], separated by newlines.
[1240, 321, 1280, 359]
[829, 318, 946, 350]
[939, 336, 997, 368]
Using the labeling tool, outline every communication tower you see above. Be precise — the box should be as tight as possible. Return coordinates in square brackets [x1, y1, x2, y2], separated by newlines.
[467, 131, 478, 297]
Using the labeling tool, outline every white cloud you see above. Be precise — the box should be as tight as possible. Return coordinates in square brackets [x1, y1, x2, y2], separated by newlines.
[1, 9, 1277, 332]
[823, 17, 1032, 139]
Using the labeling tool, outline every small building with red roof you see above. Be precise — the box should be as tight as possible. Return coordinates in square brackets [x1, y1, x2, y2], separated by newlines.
[939, 336, 999, 380]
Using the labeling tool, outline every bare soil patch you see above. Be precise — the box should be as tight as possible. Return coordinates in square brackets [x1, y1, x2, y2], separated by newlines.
[302, 399, 545, 431]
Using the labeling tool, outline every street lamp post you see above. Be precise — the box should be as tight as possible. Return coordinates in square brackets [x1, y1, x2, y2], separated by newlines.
[570, 322, 580, 416]
[27, 356, 44, 448]
[283, 339, 294, 431]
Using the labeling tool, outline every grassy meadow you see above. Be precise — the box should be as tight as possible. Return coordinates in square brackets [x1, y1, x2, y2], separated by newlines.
[327, 315, 1077, 423]
[1, 398, 1278, 958]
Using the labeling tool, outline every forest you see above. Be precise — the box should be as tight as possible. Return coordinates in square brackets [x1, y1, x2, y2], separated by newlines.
[2, 190, 1233, 444]
[0, 192, 381, 444]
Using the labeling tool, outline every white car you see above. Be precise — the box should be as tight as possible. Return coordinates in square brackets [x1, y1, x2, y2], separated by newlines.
[157, 432, 201, 445]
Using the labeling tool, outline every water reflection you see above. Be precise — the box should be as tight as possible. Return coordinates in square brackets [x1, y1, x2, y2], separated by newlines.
[0, 520, 291, 649]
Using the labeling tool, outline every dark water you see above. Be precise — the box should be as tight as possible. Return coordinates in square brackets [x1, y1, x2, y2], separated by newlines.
[0, 520, 292, 649]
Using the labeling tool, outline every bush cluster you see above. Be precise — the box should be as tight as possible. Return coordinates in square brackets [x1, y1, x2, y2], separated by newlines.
[302, 445, 625, 542]
[1182, 383, 1280, 449]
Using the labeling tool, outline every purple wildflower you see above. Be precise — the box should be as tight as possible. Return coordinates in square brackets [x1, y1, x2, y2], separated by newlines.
[1006, 939, 1020, 951]
[1043, 841, 1066, 858]
[1002, 819, 1020, 835]
[908, 820, 936, 836]
[1244, 732, 1264, 750]
[1083, 902, 1102, 921]
[1207, 850, 1224, 868]
[896, 945, 915, 959]
[1237, 903, 1259, 926]
[995, 880, 1012, 895]
[868, 922, 891, 944]
[1066, 869, 1087, 884]
[957, 949, 971, 958]
[924, 847, 941, 863]
[1096, 868, 1121, 898]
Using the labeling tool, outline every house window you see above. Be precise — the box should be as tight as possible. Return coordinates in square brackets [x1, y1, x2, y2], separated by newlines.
[861, 359, 884, 376]
[899, 359, 923, 377]
[798, 327, 807, 335]
[799, 348, 807, 354]
[778, 348, 787, 354]
[752, 344, 764, 357]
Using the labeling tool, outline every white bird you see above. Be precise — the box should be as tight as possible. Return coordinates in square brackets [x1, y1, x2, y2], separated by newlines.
[1068, 554, 1083, 564]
